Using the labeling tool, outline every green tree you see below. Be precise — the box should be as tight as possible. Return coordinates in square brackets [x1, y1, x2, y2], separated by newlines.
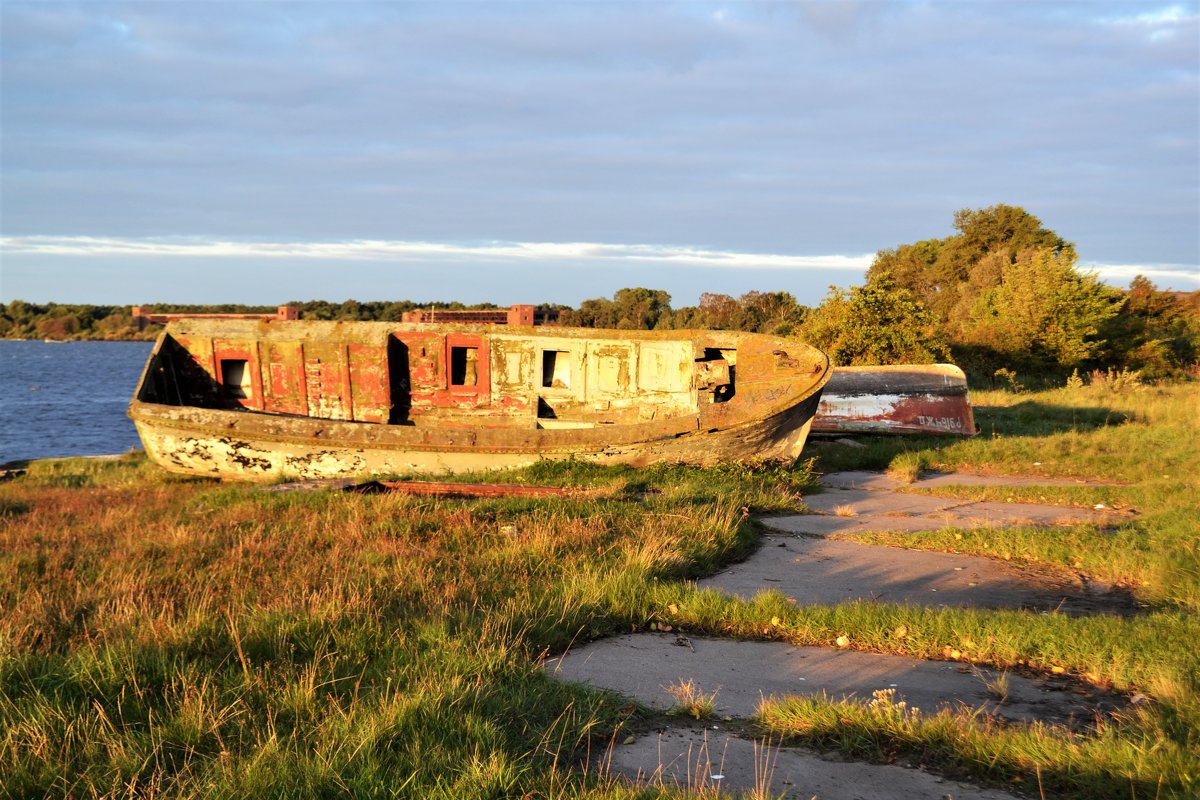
[564, 288, 672, 330]
[613, 288, 671, 330]
[562, 296, 616, 328]
[94, 312, 137, 339]
[869, 204, 1073, 325]
[958, 247, 1122, 372]
[36, 315, 80, 340]
[695, 293, 745, 330]
[798, 280, 949, 366]
[739, 290, 807, 335]
[950, 204, 1071, 265]
[1097, 276, 1200, 378]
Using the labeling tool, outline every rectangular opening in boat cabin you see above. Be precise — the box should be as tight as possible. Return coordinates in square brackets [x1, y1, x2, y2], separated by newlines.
[449, 346, 478, 387]
[542, 350, 571, 389]
[444, 334, 488, 397]
[697, 348, 736, 402]
[219, 359, 251, 400]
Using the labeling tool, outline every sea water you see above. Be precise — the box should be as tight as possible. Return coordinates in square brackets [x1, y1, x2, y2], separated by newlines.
[0, 340, 154, 463]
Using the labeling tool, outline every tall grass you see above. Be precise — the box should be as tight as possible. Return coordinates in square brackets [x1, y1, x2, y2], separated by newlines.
[0, 384, 1197, 798]
[0, 456, 796, 798]
[820, 383, 1200, 613]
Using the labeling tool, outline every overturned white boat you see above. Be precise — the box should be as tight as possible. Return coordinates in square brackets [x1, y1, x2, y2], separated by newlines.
[813, 364, 977, 437]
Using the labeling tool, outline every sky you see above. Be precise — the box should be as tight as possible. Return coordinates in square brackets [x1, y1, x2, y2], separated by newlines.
[1, 0, 1197, 308]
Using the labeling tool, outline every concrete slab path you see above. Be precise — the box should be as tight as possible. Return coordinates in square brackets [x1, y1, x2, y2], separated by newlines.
[700, 532, 1123, 615]
[549, 634, 1116, 727]
[607, 726, 1023, 800]
[763, 473, 1130, 538]
[547, 470, 1134, 797]
[822, 470, 1124, 491]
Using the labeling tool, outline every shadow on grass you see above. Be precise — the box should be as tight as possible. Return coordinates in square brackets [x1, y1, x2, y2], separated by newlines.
[974, 400, 1132, 438]
[0, 497, 31, 519]
[808, 400, 1133, 474]
[766, 709, 1181, 800]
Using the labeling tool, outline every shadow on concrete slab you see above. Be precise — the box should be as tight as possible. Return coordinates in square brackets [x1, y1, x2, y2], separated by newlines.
[702, 533, 1140, 617]
[605, 725, 1024, 800]
[549, 634, 1124, 730]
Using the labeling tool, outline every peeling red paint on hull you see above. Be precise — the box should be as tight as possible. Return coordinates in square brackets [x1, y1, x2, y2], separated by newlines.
[813, 364, 977, 437]
[129, 319, 832, 480]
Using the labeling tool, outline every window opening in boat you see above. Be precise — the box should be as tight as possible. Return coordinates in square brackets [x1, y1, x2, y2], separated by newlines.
[698, 348, 735, 403]
[703, 347, 737, 366]
[449, 346, 478, 387]
[542, 350, 571, 389]
[220, 359, 251, 399]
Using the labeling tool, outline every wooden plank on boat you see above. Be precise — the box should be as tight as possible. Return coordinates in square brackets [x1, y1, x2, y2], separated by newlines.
[352, 480, 585, 499]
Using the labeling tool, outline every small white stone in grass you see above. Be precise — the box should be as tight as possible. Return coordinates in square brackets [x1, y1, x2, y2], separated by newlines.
[1094, 503, 1107, 509]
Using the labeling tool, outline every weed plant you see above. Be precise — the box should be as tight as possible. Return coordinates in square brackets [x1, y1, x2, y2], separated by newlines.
[0, 383, 1196, 798]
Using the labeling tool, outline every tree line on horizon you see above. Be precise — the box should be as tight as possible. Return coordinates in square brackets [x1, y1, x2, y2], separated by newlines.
[3, 205, 1197, 382]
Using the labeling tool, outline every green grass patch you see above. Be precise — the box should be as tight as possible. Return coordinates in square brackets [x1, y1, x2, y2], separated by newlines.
[1, 382, 1197, 797]
[759, 691, 1185, 800]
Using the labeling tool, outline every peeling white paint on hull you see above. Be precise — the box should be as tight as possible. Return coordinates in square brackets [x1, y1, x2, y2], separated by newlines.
[815, 393, 973, 435]
[135, 400, 818, 481]
[813, 364, 977, 437]
[135, 423, 543, 480]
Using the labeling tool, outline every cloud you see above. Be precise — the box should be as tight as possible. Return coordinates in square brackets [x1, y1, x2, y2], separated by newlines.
[0, 235, 872, 271]
[4, 236, 1194, 297]
[1, 0, 1196, 303]
[1102, 3, 1196, 28]
[1080, 261, 1200, 289]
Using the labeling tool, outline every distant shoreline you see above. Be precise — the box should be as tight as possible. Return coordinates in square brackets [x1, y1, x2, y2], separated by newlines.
[0, 336, 156, 342]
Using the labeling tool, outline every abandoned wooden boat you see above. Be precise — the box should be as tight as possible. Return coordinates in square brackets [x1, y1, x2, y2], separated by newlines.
[812, 364, 977, 436]
[128, 319, 832, 480]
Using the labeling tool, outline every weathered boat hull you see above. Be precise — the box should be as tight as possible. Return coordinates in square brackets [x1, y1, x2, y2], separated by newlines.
[813, 364, 977, 436]
[132, 391, 823, 480]
[129, 320, 831, 480]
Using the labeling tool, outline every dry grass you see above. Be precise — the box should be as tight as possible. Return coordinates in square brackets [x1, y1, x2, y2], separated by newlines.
[0, 458, 799, 797]
[2, 383, 1198, 798]
[886, 451, 928, 484]
[663, 678, 718, 720]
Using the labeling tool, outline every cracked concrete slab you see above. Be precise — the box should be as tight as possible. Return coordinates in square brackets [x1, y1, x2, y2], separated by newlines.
[805, 488, 966, 517]
[822, 470, 1124, 491]
[549, 634, 1119, 727]
[767, 483, 1126, 537]
[700, 533, 1127, 615]
[606, 726, 1022, 800]
[764, 513, 1003, 537]
[802, 487, 1114, 526]
[548, 470, 1135, 798]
